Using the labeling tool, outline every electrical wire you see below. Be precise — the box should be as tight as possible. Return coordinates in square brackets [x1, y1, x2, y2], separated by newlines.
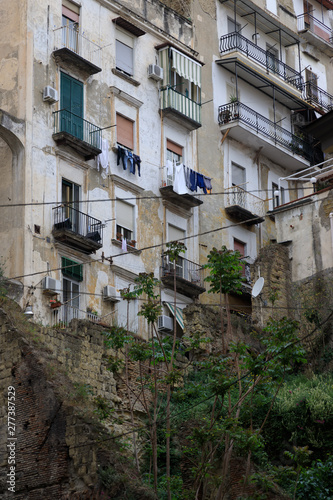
[0, 186, 318, 209]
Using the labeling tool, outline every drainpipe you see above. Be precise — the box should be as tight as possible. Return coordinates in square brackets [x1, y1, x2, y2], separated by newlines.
[330, 213, 333, 263]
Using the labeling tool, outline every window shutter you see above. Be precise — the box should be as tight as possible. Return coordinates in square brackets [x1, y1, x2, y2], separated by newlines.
[166, 140, 183, 157]
[232, 164, 246, 186]
[72, 79, 83, 117]
[168, 225, 185, 242]
[117, 200, 134, 231]
[116, 114, 134, 150]
[62, 257, 83, 282]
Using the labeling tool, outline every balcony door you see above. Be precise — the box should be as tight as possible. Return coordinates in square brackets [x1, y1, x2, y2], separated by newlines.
[62, 179, 80, 234]
[234, 239, 246, 277]
[266, 45, 279, 74]
[60, 72, 84, 141]
[303, 1, 314, 29]
[168, 225, 186, 279]
[305, 68, 318, 103]
[231, 163, 246, 208]
[62, 2, 80, 53]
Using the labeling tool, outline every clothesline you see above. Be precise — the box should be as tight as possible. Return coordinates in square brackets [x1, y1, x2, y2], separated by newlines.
[166, 160, 212, 195]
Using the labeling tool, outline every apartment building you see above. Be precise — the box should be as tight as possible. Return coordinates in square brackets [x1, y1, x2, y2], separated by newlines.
[192, 0, 331, 307]
[0, 0, 209, 334]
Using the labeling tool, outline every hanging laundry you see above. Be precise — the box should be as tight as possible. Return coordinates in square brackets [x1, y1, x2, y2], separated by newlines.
[203, 176, 212, 193]
[197, 173, 206, 193]
[184, 166, 191, 190]
[133, 154, 141, 176]
[173, 163, 187, 194]
[121, 237, 127, 252]
[189, 169, 197, 192]
[97, 139, 109, 173]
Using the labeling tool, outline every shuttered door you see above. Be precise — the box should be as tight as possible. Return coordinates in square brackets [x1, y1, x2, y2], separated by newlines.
[60, 72, 83, 140]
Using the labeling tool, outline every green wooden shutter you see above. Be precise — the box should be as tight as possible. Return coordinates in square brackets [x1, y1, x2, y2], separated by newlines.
[62, 257, 83, 282]
[60, 72, 72, 111]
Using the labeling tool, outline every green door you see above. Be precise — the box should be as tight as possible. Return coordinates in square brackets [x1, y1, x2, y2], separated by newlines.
[60, 72, 83, 141]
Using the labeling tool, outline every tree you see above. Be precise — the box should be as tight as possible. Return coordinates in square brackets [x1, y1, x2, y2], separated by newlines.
[203, 246, 244, 354]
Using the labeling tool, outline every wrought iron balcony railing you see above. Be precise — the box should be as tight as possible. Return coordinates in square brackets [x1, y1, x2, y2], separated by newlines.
[226, 186, 266, 218]
[53, 25, 101, 69]
[53, 205, 103, 246]
[161, 254, 205, 289]
[219, 32, 303, 90]
[160, 87, 201, 125]
[218, 101, 319, 163]
[297, 13, 333, 44]
[303, 81, 333, 112]
[53, 109, 102, 149]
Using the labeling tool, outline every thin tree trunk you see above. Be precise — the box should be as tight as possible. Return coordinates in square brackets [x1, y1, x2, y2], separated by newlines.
[125, 298, 140, 473]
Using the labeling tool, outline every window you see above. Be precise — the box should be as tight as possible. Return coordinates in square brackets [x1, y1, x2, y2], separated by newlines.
[305, 69, 318, 102]
[116, 113, 134, 150]
[231, 163, 246, 207]
[62, 256, 83, 324]
[60, 72, 84, 140]
[116, 199, 134, 243]
[227, 17, 241, 34]
[166, 140, 183, 185]
[303, 1, 314, 28]
[166, 140, 183, 164]
[167, 225, 186, 278]
[272, 183, 285, 208]
[266, 44, 279, 73]
[170, 69, 201, 103]
[62, 1, 80, 52]
[62, 178, 80, 232]
[234, 238, 246, 276]
[116, 29, 134, 76]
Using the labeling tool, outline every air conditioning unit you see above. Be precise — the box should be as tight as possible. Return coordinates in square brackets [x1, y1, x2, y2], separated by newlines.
[103, 285, 120, 302]
[43, 86, 58, 103]
[148, 64, 164, 81]
[157, 315, 173, 333]
[292, 113, 306, 125]
[42, 276, 61, 294]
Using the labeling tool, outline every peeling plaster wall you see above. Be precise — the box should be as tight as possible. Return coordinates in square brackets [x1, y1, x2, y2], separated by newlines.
[275, 189, 333, 282]
[0, 0, 203, 328]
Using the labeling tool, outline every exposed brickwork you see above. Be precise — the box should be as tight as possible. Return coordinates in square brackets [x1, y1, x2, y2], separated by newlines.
[0, 308, 119, 498]
[252, 244, 292, 326]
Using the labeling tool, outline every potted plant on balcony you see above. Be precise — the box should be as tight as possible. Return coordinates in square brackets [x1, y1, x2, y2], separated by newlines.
[50, 298, 62, 309]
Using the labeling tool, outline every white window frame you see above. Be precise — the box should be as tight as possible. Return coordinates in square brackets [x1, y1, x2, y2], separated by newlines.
[116, 29, 134, 76]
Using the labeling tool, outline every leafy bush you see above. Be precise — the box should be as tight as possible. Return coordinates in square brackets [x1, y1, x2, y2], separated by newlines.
[296, 456, 333, 499]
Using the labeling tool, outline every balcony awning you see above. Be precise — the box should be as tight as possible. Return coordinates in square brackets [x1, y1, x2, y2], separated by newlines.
[219, 0, 300, 46]
[159, 47, 202, 87]
[171, 48, 201, 87]
[165, 302, 184, 330]
[216, 58, 314, 110]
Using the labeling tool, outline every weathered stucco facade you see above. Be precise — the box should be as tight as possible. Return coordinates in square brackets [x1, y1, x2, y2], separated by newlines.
[1, 0, 333, 326]
[0, 0, 210, 332]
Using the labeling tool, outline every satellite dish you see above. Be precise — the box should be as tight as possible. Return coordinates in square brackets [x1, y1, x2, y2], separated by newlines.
[252, 277, 264, 297]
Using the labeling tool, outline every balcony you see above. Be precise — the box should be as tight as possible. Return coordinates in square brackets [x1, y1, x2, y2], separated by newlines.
[303, 81, 333, 113]
[218, 101, 323, 169]
[53, 25, 102, 76]
[53, 109, 102, 160]
[160, 163, 203, 210]
[161, 255, 205, 298]
[219, 33, 303, 91]
[52, 205, 103, 254]
[225, 186, 265, 225]
[297, 13, 333, 55]
[160, 87, 201, 130]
